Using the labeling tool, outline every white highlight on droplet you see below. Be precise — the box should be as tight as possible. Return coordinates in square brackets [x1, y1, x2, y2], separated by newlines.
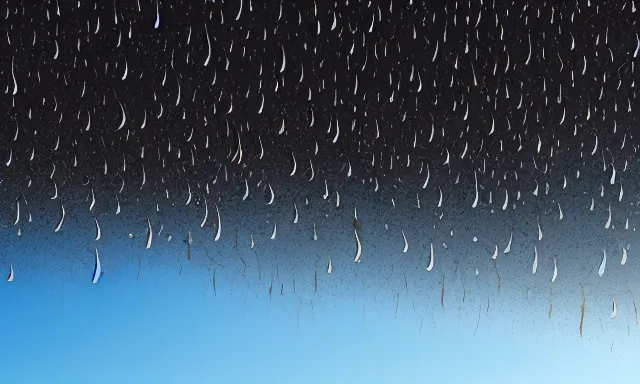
[94, 218, 101, 241]
[558, 203, 563, 220]
[427, 243, 434, 271]
[154, 1, 160, 28]
[354, 229, 362, 263]
[504, 232, 513, 254]
[214, 205, 221, 241]
[402, 230, 408, 253]
[200, 197, 208, 228]
[598, 249, 607, 277]
[14, 199, 19, 226]
[54, 201, 65, 232]
[7, 263, 14, 282]
[145, 217, 153, 249]
[472, 171, 479, 208]
[267, 183, 275, 205]
[537, 221, 543, 241]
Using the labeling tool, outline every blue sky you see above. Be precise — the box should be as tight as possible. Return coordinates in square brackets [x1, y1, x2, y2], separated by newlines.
[2, 224, 639, 384]
[2, 1, 640, 382]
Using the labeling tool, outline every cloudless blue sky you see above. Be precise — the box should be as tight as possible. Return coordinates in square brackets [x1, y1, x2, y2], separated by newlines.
[2, 231, 638, 384]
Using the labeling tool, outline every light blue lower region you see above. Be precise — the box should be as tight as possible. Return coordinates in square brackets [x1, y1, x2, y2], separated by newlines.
[2, 255, 638, 384]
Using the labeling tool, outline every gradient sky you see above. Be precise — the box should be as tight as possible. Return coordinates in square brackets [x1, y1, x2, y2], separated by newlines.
[2, 221, 639, 384]
[1, 0, 640, 383]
